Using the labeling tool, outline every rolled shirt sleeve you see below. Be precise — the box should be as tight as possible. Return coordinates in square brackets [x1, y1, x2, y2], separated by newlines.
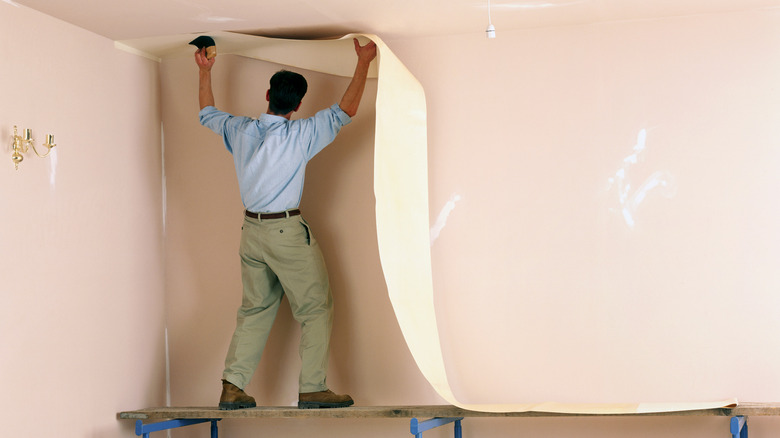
[200, 106, 254, 154]
[300, 104, 352, 160]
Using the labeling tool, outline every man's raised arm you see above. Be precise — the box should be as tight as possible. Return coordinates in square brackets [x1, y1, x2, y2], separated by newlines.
[339, 38, 378, 118]
[195, 48, 216, 110]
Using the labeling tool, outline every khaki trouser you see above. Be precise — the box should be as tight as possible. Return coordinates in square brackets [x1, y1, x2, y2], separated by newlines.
[223, 213, 333, 393]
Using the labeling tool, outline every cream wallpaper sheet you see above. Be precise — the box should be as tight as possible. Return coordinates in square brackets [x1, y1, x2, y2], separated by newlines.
[116, 31, 737, 414]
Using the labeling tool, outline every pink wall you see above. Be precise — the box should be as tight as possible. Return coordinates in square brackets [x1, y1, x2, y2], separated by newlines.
[396, 10, 780, 404]
[407, 10, 780, 406]
[0, 3, 166, 437]
[390, 7, 780, 434]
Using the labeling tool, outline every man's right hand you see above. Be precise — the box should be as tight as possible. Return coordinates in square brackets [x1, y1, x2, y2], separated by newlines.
[354, 39, 377, 65]
[339, 38, 377, 117]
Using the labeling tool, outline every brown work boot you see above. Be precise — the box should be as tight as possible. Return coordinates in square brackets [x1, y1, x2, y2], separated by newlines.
[219, 379, 257, 410]
[298, 389, 354, 409]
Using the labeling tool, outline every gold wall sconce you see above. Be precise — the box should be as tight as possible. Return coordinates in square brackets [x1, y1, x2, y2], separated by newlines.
[10, 125, 56, 170]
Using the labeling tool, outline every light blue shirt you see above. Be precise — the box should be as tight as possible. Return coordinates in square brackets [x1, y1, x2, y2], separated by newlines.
[200, 104, 351, 213]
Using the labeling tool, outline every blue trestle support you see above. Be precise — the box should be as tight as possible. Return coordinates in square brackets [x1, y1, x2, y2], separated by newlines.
[410, 417, 464, 438]
[129, 412, 750, 438]
[730, 416, 748, 438]
[409, 415, 747, 438]
[135, 418, 220, 438]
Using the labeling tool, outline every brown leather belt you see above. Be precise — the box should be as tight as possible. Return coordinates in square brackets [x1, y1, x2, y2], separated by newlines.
[245, 209, 301, 220]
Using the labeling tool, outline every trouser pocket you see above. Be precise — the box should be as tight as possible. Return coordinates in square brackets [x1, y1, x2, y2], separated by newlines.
[299, 219, 311, 246]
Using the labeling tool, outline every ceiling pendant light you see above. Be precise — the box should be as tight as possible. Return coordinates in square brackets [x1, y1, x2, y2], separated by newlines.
[486, 0, 496, 38]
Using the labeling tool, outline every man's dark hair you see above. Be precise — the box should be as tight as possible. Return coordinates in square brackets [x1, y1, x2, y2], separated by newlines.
[268, 70, 308, 115]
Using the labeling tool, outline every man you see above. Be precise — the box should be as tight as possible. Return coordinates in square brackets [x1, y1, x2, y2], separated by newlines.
[194, 38, 377, 410]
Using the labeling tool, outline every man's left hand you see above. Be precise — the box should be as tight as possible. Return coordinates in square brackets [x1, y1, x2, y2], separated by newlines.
[195, 48, 216, 72]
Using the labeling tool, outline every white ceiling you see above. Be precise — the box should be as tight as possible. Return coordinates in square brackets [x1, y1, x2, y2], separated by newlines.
[11, 0, 780, 41]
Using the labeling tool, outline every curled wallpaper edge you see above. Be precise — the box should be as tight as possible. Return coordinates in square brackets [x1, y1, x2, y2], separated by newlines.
[116, 31, 737, 414]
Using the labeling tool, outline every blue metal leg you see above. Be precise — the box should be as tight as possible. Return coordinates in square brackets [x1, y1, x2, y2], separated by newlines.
[134, 418, 220, 437]
[211, 419, 219, 438]
[731, 416, 747, 438]
[410, 417, 464, 438]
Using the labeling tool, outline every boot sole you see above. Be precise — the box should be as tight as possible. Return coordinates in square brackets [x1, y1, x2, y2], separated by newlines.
[297, 399, 354, 409]
[219, 401, 257, 410]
